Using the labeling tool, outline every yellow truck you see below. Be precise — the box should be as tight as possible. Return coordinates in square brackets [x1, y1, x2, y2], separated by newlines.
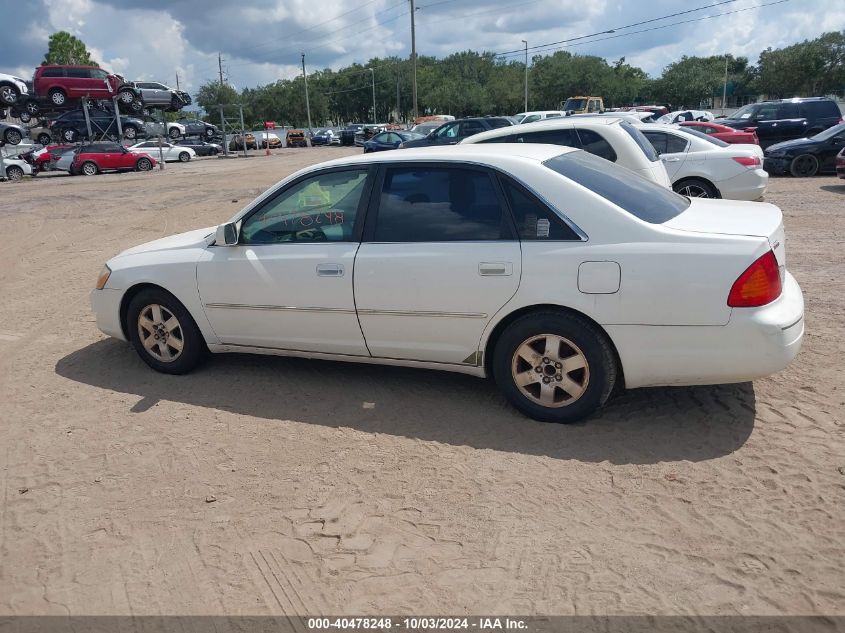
[560, 96, 604, 114]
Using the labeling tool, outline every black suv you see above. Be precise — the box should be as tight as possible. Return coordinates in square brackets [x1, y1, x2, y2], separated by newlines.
[50, 109, 146, 142]
[718, 97, 842, 148]
[399, 117, 514, 148]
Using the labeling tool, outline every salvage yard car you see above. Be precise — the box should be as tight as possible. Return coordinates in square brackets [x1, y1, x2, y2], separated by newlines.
[128, 141, 195, 162]
[763, 122, 845, 177]
[51, 109, 145, 142]
[70, 143, 156, 175]
[90, 144, 804, 424]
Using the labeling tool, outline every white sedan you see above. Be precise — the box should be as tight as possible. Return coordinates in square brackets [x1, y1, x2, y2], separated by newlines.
[461, 117, 671, 187]
[127, 141, 195, 163]
[90, 144, 803, 423]
[637, 123, 768, 200]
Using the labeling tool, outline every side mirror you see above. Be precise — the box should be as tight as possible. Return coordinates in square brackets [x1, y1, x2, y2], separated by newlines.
[215, 222, 238, 246]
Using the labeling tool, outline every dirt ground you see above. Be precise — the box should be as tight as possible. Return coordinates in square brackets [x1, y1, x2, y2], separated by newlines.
[0, 149, 843, 616]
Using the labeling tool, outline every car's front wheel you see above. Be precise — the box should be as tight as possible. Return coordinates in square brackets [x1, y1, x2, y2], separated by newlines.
[18, 111, 32, 123]
[5, 165, 24, 182]
[3, 128, 22, 145]
[127, 288, 205, 374]
[493, 311, 617, 423]
[168, 127, 181, 140]
[0, 83, 19, 105]
[80, 161, 98, 176]
[48, 88, 67, 106]
[790, 154, 819, 177]
[61, 128, 78, 143]
[123, 125, 138, 140]
[37, 133, 52, 145]
[178, 151, 190, 162]
[136, 157, 153, 171]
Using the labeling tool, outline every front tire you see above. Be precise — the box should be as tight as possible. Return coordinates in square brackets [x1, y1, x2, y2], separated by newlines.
[37, 133, 52, 145]
[81, 161, 98, 176]
[127, 288, 205, 374]
[49, 88, 67, 106]
[123, 125, 138, 140]
[61, 128, 78, 143]
[493, 311, 617, 423]
[168, 127, 181, 140]
[0, 83, 19, 105]
[790, 154, 819, 177]
[673, 178, 718, 198]
[18, 111, 32, 123]
[5, 165, 24, 182]
[136, 157, 152, 171]
[4, 129, 22, 145]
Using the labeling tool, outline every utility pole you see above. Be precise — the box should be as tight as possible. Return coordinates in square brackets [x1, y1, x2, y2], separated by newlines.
[396, 67, 400, 123]
[410, 0, 418, 120]
[301, 52, 313, 141]
[370, 68, 377, 124]
[175, 72, 180, 90]
[722, 54, 729, 115]
[522, 40, 528, 112]
[218, 53, 224, 86]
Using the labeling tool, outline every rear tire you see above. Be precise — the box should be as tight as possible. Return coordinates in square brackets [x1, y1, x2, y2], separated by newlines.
[4, 128, 22, 145]
[0, 83, 19, 105]
[123, 125, 138, 140]
[492, 311, 617, 424]
[673, 178, 718, 198]
[18, 111, 32, 123]
[61, 128, 78, 143]
[81, 161, 98, 176]
[5, 166, 24, 182]
[789, 154, 819, 177]
[37, 133, 52, 145]
[168, 127, 181, 140]
[126, 288, 206, 374]
[48, 88, 67, 106]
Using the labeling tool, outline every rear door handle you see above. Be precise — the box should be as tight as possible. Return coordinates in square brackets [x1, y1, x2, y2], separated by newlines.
[479, 262, 513, 276]
[316, 263, 344, 277]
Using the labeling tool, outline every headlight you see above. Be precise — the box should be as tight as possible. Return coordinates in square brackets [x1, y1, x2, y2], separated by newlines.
[95, 264, 111, 290]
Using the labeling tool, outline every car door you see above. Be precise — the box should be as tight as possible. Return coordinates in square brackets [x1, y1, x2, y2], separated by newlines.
[354, 164, 521, 364]
[63, 67, 88, 98]
[774, 102, 807, 143]
[89, 68, 114, 98]
[196, 167, 373, 354]
[643, 131, 689, 179]
[748, 103, 781, 147]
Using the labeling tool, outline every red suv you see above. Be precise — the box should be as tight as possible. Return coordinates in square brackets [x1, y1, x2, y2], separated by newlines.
[33, 65, 141, 110]
[70, 143, 156, 176]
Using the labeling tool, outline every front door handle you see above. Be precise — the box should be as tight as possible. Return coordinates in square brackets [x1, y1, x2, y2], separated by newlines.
[479, 262, 513, 276]
[662, 156, 681, 162]
[316, 263, 344, 277]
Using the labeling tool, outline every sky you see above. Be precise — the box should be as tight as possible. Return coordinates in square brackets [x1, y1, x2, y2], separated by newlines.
[2, 0, 844, 98]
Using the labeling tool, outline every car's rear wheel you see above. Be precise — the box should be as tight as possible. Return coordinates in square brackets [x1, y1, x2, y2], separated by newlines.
[790, 154, 819, 177]
[673, 178, 718, 198]
[118, 88, 136, 104]
[123, 125, 138, 140]
[25, 100, 39, 115]
[61, 128, 78, 143]
[169, 95, 181, 111]
[4, 128, 22, 145]
[81, 161, 98, 176]
[0, 84, 19, 105]
[204, 128, 214, 139]
[49, 88, 67, 106]
[37, 133, 52, 145]
[5, 166, 24, 182]
[493, 311, 617, 424]
[178, 151, 190, 162]
[168, 127, 181, 140]
[127, 288, 205, 374]
[18, 111, 32, 123]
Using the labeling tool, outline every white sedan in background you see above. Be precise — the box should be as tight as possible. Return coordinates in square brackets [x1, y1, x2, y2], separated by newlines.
[90, 144, 803, 424]
[127, 141, 195, 163]
[637, 123, 768, 199]
[461, 117, 671, 187]
[513, 110, 566, 124]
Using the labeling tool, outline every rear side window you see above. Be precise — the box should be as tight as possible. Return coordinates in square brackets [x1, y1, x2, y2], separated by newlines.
[679, 127, 729, 148]
[575, 129, 617, 162]
[499, 178, 580, 241]
[544, 151, 690, 224]
[460, 120, 486, 136]
[41, 68, 64, 78]
[620, 122, 659, 161]
[643, 131, 688, 154]
[780, 103, 801, 118]
[374, 167, 508, 242]
[801, 100, 839, 118]
[515, 129, 579, 147]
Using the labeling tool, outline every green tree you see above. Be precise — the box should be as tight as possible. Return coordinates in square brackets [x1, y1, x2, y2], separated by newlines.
[755, 31, 845, 97]
[42, 31, 97, 66]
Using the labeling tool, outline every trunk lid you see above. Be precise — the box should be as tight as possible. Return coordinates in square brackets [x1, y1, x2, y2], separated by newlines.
[664, 199, 786, 272]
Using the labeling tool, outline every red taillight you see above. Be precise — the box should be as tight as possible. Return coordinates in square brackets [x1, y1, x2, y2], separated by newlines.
[732, 156, 761, 168]
[728, 251, 782, 307]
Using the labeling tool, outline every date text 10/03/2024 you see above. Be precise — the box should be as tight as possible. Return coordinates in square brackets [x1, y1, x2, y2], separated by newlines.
[307, 617, 528, 630]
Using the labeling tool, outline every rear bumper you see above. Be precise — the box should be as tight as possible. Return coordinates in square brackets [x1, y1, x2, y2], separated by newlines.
[718, 168, 769, 201]
[90, 288, 126, 341]
[607, 272, 804, 389]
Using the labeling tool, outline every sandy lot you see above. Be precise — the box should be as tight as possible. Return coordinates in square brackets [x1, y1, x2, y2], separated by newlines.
[0, 149, 843, 616]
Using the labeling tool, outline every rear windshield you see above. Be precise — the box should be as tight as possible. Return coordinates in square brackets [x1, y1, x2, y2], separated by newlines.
[680, 127, 730, 147]
[620, 121, 659, 161]
[544, 151, 690, 224]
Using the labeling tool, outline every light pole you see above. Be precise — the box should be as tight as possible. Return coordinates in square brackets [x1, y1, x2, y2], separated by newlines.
[370, 68, 377, 124]
[522, 40, 528, 112]
[722, 54, 729, 115]
[410, 0, 418, 120]
[301, 52, 313, 142]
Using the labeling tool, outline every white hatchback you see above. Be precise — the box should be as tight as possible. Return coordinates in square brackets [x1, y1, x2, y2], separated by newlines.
[90, 145, 803, 423]
[460, 117, 671, 187]
[127, 141, 195, 163]
[637, 123, 768, 200]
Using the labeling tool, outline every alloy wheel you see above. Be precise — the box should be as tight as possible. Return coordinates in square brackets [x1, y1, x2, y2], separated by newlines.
[0, 86, 16, 104]
[511, 334, 590, 408]
[82, 162, 97, 176]
[678, 183, 711, 197]
[138, 304, 184, 362]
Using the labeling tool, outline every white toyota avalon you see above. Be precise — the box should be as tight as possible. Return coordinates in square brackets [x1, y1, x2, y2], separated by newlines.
[90, 144, 804, 423]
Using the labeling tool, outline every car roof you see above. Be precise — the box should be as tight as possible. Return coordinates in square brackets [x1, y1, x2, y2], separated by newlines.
[317, 143, 578, 169]
[461, 116, 627, 144]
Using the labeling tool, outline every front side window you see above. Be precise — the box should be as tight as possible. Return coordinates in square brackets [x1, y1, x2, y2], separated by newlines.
[544, 151, 689, 224]
[460, 121, 486, 136]
[500, 178, 580, 241]
[240, 170, 369, 244]
[91, 69, 109, 80]
[755, 104, 779, 120]
[517, 129, 579, 147]
[487, 118, 513, 129]
[522, 114, 542, 123]
[434, 123, 459, 139]
[66, 68, 90, 78]
[575, 129, 617, 162]
[373, 167, 508, 242]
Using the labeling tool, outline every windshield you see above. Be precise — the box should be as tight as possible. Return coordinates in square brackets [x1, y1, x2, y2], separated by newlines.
[728, 104, 758, 120]
[544, 151, 690, 224]
[679, 127, 730, 147]
[563, 99, 587, 111]
[811, 122, 845, 141]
